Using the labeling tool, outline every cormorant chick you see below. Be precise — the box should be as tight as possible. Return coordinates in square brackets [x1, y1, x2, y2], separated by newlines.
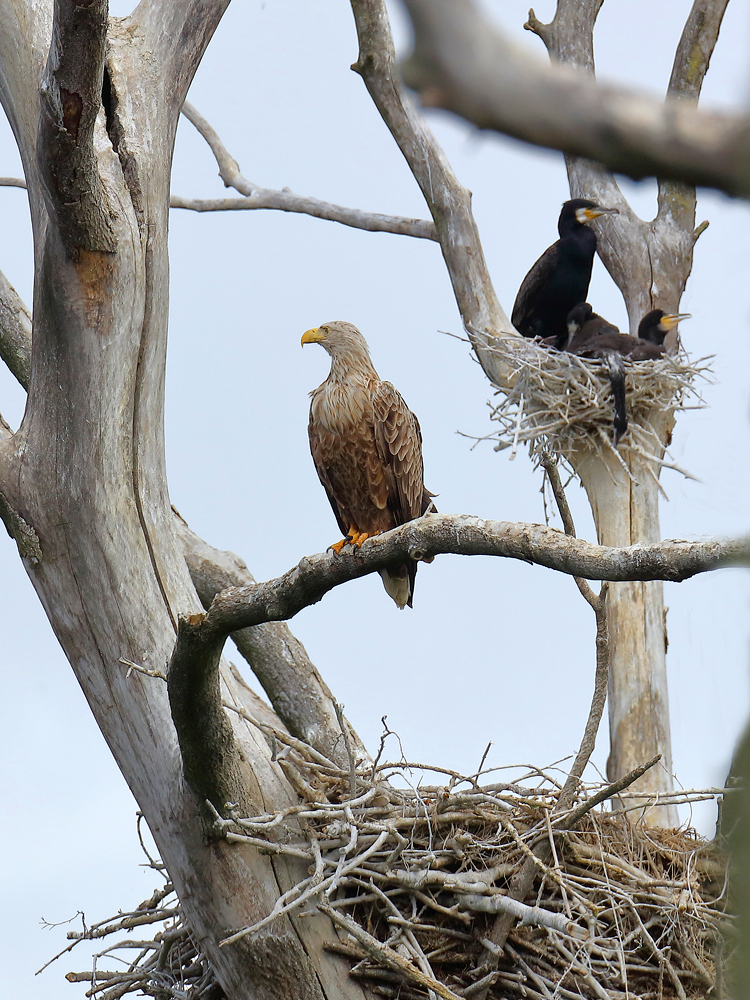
[637, 309, 691, 346]
[564, 302, 620, 353]
[566, 304, 669, 445]
[512, 199, 619, 349]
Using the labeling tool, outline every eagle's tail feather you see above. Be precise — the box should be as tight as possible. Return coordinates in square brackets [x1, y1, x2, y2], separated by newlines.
[379, 563, 416, 609]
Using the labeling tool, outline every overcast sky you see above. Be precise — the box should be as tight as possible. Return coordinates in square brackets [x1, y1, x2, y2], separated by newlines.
[2, 1, 750, 996]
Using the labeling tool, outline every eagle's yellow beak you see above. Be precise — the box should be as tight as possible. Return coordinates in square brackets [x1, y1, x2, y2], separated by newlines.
[659, 313, 691, 332]
[301, 327, 326, 346]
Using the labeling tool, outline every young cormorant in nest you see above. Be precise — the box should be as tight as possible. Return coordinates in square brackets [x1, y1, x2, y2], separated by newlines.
[637, 309, 691, 346]
[565, 304, 691, 445]
[512, 199, 618, 350]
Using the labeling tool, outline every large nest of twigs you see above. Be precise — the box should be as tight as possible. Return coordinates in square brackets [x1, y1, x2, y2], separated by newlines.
[59, 730, 732, 1000]
[477, 332, 710, 472]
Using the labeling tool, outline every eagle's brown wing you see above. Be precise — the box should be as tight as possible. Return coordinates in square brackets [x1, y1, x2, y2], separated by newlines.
[370, 380, 424, 526]
[308, 419, 350, 538]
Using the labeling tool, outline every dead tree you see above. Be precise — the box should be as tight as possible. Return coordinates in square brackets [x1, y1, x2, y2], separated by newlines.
[0, 0, 745, 996]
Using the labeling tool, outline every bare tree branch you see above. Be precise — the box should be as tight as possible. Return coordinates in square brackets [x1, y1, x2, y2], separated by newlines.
[0, 125, 438, 241]
[166, 510, 743, 812]
[399, 0, 750, 200]
[38, 0, 116, 254]
[169, 194, 437, 239]
[349, 0, 511, 386]
[668, 0, 730, 101]
[178, 100, 438, 239]
[0, 268, 31, 390]
[657, 0, 728, 275]
[177, 513, 747, 642]
[541, 453, 609, 799]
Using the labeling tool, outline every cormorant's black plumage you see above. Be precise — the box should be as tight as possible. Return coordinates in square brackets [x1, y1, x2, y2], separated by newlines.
[512, 200, 618, 350]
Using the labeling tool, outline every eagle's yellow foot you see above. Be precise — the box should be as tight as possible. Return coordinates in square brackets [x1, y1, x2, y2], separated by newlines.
[330, 527, 360, 554]
[353, 530, 381, 548]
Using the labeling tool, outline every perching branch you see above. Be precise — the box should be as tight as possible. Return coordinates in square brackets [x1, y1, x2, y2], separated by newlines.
[38, 0, 116, 254]
[399, 0, 750, 200]
[181, 515, 748, 642]
[166, 510, 745, 804]
[349, 0, 511, 386]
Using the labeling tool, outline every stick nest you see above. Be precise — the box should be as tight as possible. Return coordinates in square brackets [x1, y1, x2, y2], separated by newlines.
[478, 333, 711, 471]
[59, 726, 732, 1000]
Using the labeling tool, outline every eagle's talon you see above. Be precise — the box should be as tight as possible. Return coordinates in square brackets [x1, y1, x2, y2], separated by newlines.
[330, 538, 349, 554]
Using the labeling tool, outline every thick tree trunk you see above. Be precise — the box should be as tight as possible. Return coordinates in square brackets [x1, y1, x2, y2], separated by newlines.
[574, 446, 677, 824]
[0, 3, 367, 997]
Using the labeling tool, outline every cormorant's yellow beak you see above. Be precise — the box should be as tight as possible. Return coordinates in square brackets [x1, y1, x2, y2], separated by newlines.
[301, 327, 326, 346]
[582, 206, 619, 221]
[659, 313, 691, 332]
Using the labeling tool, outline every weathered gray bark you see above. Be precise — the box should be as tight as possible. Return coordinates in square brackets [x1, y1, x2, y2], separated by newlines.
[0, 2, 365, 997]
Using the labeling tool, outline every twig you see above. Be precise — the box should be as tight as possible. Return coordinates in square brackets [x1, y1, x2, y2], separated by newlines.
[558, 755, 663, 828]
[333, 699, 358, 797]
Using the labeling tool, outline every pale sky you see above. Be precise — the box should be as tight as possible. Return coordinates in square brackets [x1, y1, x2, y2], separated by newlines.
[1, 1, 749, 995]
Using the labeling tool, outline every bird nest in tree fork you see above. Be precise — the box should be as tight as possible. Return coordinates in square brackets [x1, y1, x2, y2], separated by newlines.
[477, 332, 711, 477]
[56, 725, 733, 1000]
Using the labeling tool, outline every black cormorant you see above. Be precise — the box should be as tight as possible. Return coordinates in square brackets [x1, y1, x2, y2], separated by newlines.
[512, 200, 618, 349]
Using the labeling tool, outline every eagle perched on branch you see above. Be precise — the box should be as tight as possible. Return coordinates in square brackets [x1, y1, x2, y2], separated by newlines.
[301, 321, 435, 609]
